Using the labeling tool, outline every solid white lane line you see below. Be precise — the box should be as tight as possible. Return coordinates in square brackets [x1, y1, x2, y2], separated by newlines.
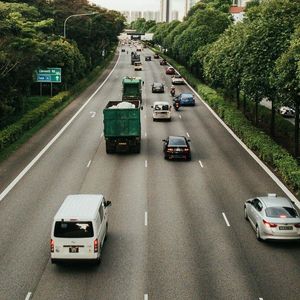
[145, 160, 148, 168]
[0, 52, 121, 203]
[186, 132, 190, 138]
[100, 132, 104, 138]
[145, 212, 148, 226]
[222, 212, 230, 227]
[179, 114, 182, 119]
[198, 160, 203, 168]
[25, 292, 32, 300]
[145, 132, 147, 137]
[86, 160, 91, 168]
[182, 76, 300, 208]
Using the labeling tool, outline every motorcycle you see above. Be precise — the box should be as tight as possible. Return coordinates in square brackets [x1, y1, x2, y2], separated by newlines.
[170, 88, 175, 97]
[173, 100, 180, 111]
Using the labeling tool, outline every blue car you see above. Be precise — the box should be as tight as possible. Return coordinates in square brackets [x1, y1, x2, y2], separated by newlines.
[174, 93, 195, 106]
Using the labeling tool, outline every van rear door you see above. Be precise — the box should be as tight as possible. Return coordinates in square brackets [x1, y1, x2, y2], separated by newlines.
[53, 221, 96, 258]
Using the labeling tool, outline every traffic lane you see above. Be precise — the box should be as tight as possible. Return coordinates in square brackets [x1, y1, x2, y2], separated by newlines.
[174, 90, 300, 298]
[145, 112, 259, 299]
[33, 143, 148, 300]
[0, 114, 106, 300]
[0, 50, 137, 299]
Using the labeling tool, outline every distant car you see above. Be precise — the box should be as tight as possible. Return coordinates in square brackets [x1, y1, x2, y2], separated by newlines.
[279, 106, 295, 118]
[152, 82, 164, 93]
[121, 48, 125, 52]
[173, 93, 195, 106]
[136, 48, 142, 52]
[160, 59, 167, 65]
[151, 101, 171, 121]
[244, 194, 300, 241]
[165, 67, 175, 75]
[154, 53, 160, 59]
[145, 56, 151, 61]
[171, 74, 185, 85]
[163, 136, 191, 160]
[134, 62, 142, 71]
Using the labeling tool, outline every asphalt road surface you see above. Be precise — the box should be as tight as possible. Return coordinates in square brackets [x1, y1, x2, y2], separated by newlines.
[0, 45, 299, 300]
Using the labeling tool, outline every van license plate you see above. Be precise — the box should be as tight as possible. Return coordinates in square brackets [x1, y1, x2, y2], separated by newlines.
[69, 247, 79, 253]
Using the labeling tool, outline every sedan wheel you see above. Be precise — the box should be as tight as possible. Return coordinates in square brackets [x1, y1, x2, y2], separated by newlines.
[244, 207, 249, 221]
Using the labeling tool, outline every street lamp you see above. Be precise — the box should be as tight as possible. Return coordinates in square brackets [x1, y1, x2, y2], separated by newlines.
[63, 12, 97, 39]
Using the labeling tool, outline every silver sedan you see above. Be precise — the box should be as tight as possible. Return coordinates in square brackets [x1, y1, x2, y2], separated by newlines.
[244, 194, 300, 241]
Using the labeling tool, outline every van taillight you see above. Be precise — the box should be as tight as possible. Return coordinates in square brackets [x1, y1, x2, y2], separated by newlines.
[94, 239, 99, 253]
[50, 239, 54, 252]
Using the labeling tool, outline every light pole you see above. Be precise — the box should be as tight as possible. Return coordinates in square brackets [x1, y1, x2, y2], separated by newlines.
[63, 12, 97, 39]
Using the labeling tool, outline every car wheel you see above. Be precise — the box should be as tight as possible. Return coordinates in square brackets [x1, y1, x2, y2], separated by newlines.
[244, 207, 249, 221]
[187, 155, 191, 161]
[164, 155, 168, 160]
[104, 222, 108, 241]
[96, 244, 102, 265]
[256, 225, 262, 241]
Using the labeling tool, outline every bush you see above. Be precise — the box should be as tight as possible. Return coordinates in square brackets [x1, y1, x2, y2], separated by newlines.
[0, 91, 70, 149]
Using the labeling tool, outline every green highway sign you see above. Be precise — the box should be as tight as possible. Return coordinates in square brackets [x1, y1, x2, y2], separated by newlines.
[36, 68, 61, 83]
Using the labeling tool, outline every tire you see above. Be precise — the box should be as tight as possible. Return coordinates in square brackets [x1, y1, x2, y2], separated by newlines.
[51, 259, 57, 265]
[95, 244, 102, 265]
[256, 225, 262, 241]
[134, 144, 141, 153]
[187, 155, 191, 161]
[244, 207, 249, 221]
[104, 223, 108, 241]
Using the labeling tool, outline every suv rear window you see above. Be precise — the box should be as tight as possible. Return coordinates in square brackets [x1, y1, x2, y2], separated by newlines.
[265, 207, 298, 218]
[54, 221, 94, 238]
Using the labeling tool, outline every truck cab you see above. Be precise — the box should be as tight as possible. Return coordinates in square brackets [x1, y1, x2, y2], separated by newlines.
[122, 77, 143, 102]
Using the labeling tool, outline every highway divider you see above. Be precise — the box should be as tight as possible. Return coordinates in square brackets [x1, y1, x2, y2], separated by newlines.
[153, 48, 300, 195]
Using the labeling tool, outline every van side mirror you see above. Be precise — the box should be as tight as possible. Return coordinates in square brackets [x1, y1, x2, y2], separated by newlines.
[104, 201, 112, 207]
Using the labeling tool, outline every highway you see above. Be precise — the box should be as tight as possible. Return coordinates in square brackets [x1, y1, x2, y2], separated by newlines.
[0, 45, 300, 300]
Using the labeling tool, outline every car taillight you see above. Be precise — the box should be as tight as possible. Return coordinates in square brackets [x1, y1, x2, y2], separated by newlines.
[183, 148, 189, 152]
[263, 219, 277, 228]
[94, 239, 99, 253]
[167, 148, 174, 152]
[294, 223, 300, 228]
[50, 239, 54, 252]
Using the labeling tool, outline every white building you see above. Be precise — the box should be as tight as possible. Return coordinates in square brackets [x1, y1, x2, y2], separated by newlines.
[184, 0, 201, 17]
[160, 0, 171, 22]
[143, 11, 160, 22]
[121, 11, 130, 23]
[171, 10, 179, 21]
[130, 11, 142, 22]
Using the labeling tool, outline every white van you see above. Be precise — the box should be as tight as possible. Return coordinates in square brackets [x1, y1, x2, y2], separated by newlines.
[50, 194, 111, 264]
[151, 101, 172, 121]
[134, 61, 142, 71]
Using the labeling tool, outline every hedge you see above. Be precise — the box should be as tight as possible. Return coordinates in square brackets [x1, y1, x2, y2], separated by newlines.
[0, 91, 70, 150]
[155, 48, 300, 194]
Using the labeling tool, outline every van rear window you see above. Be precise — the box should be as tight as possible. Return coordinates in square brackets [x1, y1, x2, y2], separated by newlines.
[54, 221, 94, 238]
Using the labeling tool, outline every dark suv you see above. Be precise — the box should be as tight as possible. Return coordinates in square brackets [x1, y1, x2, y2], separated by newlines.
[152, 82, 165, 93]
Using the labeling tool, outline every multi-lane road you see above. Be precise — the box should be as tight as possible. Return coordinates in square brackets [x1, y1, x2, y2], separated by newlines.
[0, 45, 300, 300]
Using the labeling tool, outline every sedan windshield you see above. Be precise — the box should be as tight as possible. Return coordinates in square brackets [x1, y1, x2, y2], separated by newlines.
[169, 138, 186, 146]
[265, 207, 299, 218]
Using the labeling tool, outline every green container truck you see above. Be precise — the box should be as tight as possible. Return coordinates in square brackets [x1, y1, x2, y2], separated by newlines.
[103, 100, 141, 153]
[122, 77, 143, 102]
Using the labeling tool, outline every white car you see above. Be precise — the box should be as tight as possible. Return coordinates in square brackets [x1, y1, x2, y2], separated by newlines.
[171, 75, 185, 85]
[134, 62, 142, 71]
[51, 194, 111, 264]
[244, 194, 300, 241]
[279, 106, 295, 118]
[151, 101, 172, 121]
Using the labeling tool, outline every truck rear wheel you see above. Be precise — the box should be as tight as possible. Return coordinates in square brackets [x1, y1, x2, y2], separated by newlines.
[106, 141, 115, 154]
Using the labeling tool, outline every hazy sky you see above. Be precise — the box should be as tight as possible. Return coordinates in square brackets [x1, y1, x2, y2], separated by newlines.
[91, 0, 183, 12]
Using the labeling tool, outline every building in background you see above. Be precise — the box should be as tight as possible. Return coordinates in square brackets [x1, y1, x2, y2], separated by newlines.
[121, 11, 130, 23]
[184, 0, 201, 17]
[171, 10, 179, 21]
[130, 11, 142, 22]
[160, 0, 171, 22]
[143, 11, 160, 22]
